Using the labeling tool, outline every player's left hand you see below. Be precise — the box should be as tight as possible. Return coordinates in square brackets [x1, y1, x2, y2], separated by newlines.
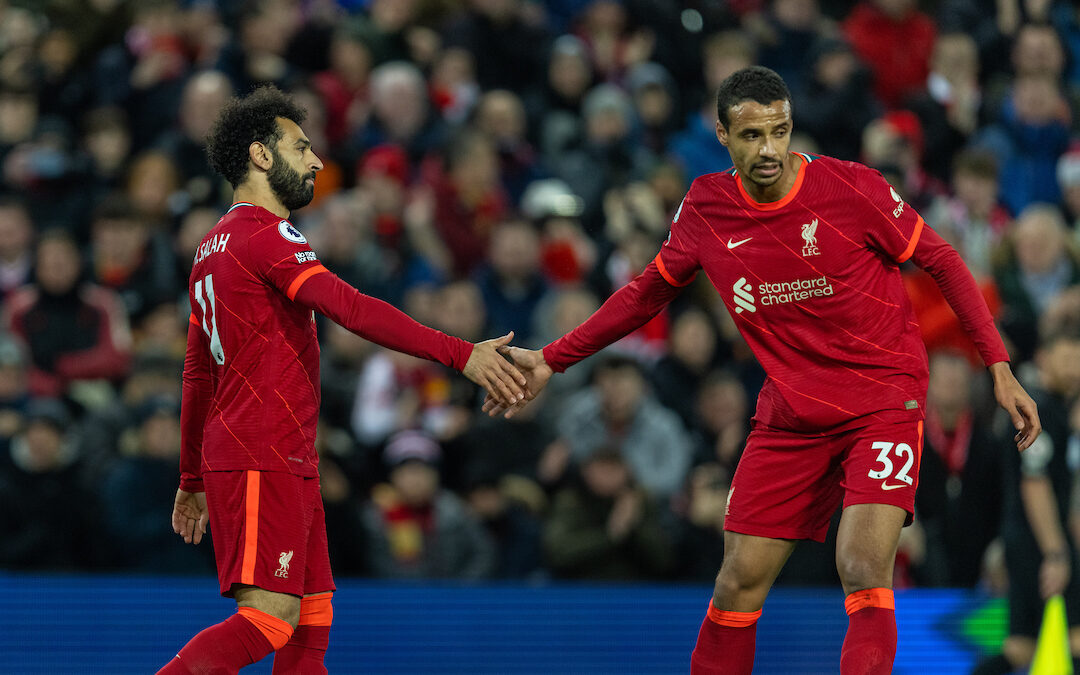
[172, 489, 208, 545]
[989, 361, 1041, 451]
[463, 331, 529, 407]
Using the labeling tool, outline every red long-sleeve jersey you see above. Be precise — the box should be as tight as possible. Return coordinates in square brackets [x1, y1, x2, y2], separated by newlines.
[544, 154, 1008, 433]
[180, 203, 471, 492]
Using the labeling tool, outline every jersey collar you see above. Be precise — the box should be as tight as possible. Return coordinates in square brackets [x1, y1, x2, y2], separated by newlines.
[734, 153, 808, 211]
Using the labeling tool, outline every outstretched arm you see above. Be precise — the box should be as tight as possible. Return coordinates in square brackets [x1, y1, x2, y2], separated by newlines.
[911, 226, 1041, 450]
[484, 261, 682, 417]
[291, 268, 526, 405]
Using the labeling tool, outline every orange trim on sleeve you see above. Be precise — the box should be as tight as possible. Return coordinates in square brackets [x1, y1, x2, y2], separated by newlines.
[844, 588, 895, 615]
[706, 603, 762, 627]
[241, 471, 260, 586]
[238, 606, 293, 650]
[285, 264, 329, 301]
[189, 313, 199, 326]
[653, 253, 694, 287]
[735, 153, 807, 211]
[895, 215, 925, 264]
[916, 420, 924, 463]
[299, 592, 334, 627]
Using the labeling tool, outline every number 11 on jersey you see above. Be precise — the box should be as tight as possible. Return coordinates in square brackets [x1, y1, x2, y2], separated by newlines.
[194, 273, 226, 365]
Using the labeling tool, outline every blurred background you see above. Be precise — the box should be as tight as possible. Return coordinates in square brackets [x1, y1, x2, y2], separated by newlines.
[1, 0, 1079, 672]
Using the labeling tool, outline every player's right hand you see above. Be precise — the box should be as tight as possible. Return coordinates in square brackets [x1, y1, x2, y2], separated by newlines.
[482, 346, 553, 419]
[463, 331, 529, 407]
[172, 489, 208, 545]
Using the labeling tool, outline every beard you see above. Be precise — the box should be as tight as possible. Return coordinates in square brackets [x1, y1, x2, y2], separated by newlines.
[268, 146, 316, 211]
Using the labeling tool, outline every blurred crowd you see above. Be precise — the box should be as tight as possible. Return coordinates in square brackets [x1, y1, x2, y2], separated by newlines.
[1, 0, 1080, 592]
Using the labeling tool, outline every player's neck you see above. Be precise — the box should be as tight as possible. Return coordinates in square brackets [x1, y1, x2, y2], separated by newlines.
[232, 182, 290, 219]
[738, 152, 802, 204]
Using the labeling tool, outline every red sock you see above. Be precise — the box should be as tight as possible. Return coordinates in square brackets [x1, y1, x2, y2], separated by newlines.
[272, 593, 332, 675]
[272, 625, 330, 674]
[690, 602, 760, 675]
[840, 588, 896, 675]
[156, 610, 288, 675]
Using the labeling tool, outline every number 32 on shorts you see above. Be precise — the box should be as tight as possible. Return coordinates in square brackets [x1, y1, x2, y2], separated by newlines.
[867, 441, 915, 490]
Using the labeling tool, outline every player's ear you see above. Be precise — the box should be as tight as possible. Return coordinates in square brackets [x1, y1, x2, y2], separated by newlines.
[249, 141, 273, 171]
[715, 120, 729, 147]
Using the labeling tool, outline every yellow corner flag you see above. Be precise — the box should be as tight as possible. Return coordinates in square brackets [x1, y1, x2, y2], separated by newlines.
[1031, 595, 1072, 675]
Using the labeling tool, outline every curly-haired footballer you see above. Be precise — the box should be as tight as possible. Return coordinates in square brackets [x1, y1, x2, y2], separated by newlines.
[157, 85, 527, 675]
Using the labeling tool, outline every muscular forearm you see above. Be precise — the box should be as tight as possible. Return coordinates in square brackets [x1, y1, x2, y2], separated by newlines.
[910, 226, 1009, 366]
[1021, 476, 1069, 558]
[543, 262, 681, 372]
[293, 269, 472, 371]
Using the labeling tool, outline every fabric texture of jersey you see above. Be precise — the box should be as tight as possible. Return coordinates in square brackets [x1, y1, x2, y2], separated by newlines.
[659, 155, 935, 432]
[183, 203, 327, 481]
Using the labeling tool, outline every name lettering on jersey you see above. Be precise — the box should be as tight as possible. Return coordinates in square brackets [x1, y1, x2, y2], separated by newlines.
[800, 219, 820, 257]
[278, 220, 307, 244]
[295, 251, 318, 264]
[193, 233, 231, 265]
[889, 187, 905, 218]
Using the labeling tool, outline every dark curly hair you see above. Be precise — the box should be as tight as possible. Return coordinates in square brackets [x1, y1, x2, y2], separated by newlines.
[205, 85, 307, 188]
[715, 66, 791, 129]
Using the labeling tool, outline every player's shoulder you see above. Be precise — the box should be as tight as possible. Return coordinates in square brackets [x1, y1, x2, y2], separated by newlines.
[689, 168, 738, 196]
[806, 153, 882, 185]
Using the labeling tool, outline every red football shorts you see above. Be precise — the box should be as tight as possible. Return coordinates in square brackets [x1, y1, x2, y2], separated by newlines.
[203, 470, 335, 597]
[724, 418, 924, 542]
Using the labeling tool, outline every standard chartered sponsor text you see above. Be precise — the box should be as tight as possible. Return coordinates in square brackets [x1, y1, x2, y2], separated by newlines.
[758, 276, 834, 306]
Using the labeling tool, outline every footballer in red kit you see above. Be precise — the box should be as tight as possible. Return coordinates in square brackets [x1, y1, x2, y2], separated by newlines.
[159, 86, 527, 675]
[486, 67, 1040, 674]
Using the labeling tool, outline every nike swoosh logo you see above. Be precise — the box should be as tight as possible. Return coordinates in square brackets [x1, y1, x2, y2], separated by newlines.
[727, 237, 752, 249]
[880, 482, 906, 491]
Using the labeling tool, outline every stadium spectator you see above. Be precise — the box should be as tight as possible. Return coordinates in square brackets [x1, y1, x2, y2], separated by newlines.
[88, 194, 179, 322]
[650, 307, 721, 430]
[4, 229, 132, 398]
[156, 70, 234, 208]
[362, 429, 496, 579]
[473, 89, 543, 202]
[102, 397, 215, 574]
[842, 0, 936, 108]
[792, 36, 880, 162]
[543, 445, 675, 580]
[555, 355, 693, 499]
[310, 22, 374, 147]
[527, 35, 593, 160]
[691, 371, 751, 471]
[0, 397, 102, 570]
[463, 469, 546, 580]
[442, 0, 550, 94]
[903, 32, 982, 182]
[626, 62, 679, 159]
[914, 351, 1003, 587]
[349, 60, 445, 166]
[474, 220, 549, 344]
[994, 203, 1080, 362]
[427, 129, 509, 276]
[975, 74, 1071, 216]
